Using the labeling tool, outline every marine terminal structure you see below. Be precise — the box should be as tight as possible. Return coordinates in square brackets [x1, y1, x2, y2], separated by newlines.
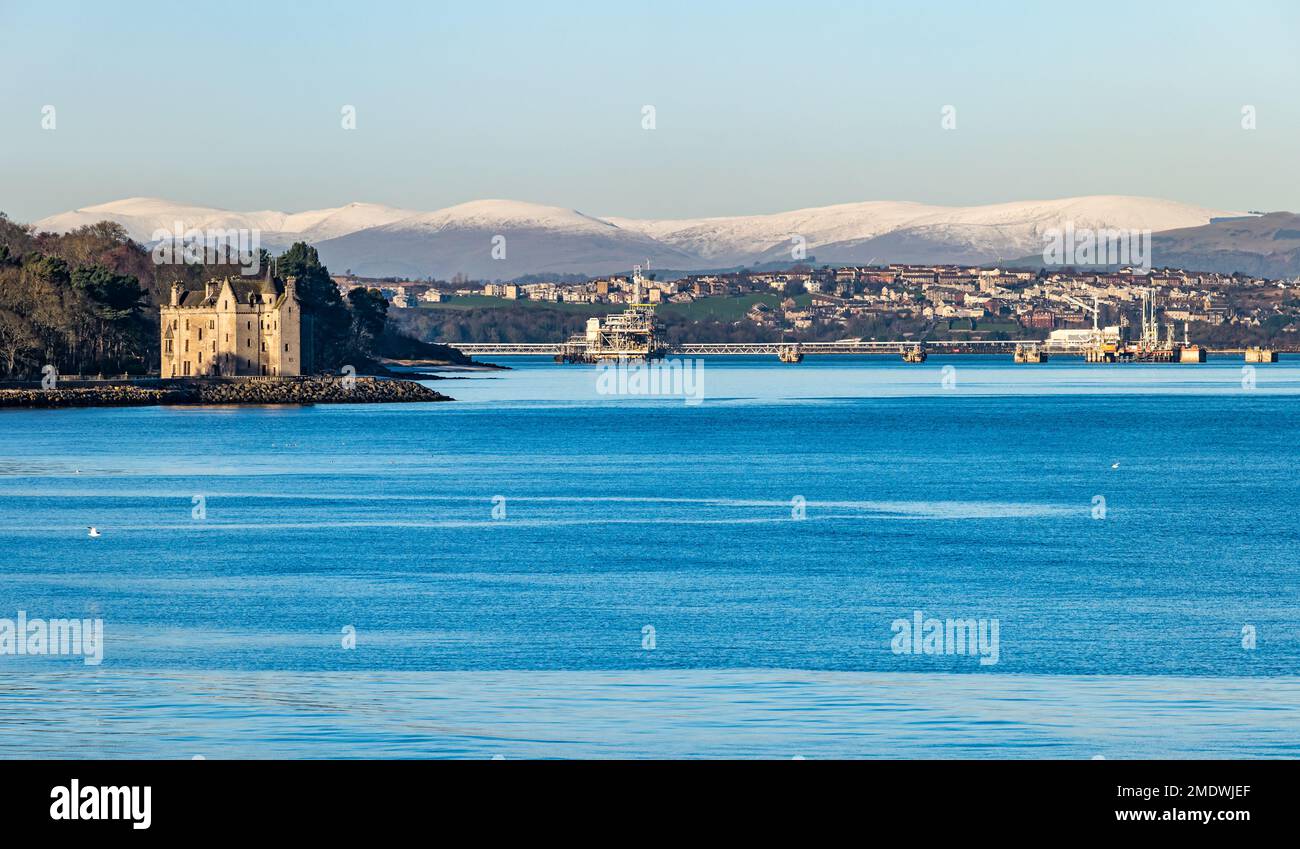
[555, 267, 668, 363]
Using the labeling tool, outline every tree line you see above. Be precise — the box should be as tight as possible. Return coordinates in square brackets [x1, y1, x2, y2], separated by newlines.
[0, 212, 440, 379]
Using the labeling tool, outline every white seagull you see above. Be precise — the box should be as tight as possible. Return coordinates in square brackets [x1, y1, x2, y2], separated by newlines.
[1110, 462, 1120, 470]
[87, 527, 101, 538]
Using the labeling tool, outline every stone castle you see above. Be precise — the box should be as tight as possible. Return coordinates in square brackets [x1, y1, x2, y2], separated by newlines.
[160, 274, 308, 378]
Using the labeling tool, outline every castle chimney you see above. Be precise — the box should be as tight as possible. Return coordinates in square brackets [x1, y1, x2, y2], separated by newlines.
[170, 280, 184, 307]
[204, 278, 218, 300]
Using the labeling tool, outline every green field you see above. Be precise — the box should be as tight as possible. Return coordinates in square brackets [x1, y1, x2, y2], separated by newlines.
[657, 293, 812, 321]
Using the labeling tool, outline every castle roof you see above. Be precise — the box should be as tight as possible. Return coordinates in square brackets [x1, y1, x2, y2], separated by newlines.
[230, 277, 280, 302]
[173, 289, 208, 308]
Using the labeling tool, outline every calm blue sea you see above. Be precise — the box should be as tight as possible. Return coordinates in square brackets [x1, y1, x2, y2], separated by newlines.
[1, 355, 1297, 757]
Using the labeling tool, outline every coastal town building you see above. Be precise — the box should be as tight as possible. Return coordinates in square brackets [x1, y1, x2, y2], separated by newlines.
[340, 260, 1295, 346]
[160, 275, 306, 378]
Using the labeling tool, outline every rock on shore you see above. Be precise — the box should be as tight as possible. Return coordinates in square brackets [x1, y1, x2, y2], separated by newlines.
[0, 377, 451, 408]
[186, 376, 449, 405]
[0, 386, 175, 408]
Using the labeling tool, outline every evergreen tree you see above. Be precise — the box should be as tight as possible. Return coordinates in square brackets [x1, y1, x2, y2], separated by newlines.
[346, 287, 389, 358]
[276, 242, 350, 370]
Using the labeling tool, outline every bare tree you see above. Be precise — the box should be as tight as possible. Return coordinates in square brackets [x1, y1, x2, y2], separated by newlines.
[0, 310, 39, 377]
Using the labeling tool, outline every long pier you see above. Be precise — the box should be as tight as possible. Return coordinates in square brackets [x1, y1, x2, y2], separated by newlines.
[441, 340, 1283, 363]
[447, 340, 1022, 356]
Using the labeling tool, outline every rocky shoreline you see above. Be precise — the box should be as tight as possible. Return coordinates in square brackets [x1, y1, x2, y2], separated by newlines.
[0, 376, 452, 408]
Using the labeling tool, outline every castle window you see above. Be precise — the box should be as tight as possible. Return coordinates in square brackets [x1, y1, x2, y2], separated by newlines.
[198, 351, 203, 363]
[183, 361, 191, 376]
[209, 320, 215, 330]
[165, 340, 173, 353]
[185, 319, 190, 331]
[223, 301, 228, 310]
[247, 339, 251, 348]
[198, 329, 202, 341]
[247, 321, 251, 330]
[284, 343, 289, 352]
[261, 342, 267, 352]
[184, 340, 189, 353]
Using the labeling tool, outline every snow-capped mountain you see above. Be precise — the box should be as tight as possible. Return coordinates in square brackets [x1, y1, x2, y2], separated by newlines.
[35, 198, 417, 250]
[312, 200, 700, 278]
[279, 202, 420, 243]
[607, 196, 1240, 267]
[34, 195, 1243, 278]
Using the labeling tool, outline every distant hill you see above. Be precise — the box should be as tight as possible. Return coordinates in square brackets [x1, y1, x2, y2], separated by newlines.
[612, 195, 1238, 269]
[35, 194, 1247, 278]
[1003, 212, 1300, 277]
[34, 197, 417, 251]
[313, 199, 700, 279]
[1148, 212, 1300, 278]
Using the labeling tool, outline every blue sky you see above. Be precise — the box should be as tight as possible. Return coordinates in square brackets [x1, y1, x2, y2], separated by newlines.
[1, 0, 1297, 221]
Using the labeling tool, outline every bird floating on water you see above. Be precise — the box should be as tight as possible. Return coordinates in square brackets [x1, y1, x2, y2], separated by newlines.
[87, 527, 101, 538]
[1110, 462, 1120, 470]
